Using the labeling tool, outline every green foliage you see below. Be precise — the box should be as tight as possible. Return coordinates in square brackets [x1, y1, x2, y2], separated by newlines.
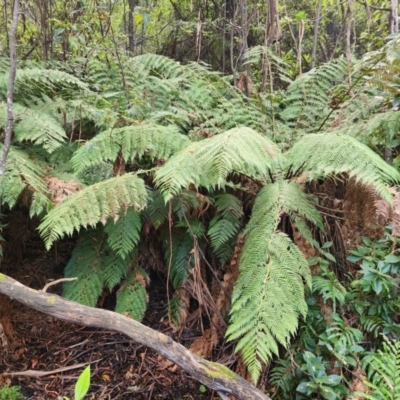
[74, 365, 91, 400]
[115, 268, 149, 321]
[71, 124, 190, 174]
[39, 173, 147, 249]
[360, 338, 400, 399]
[280, 57, 348, 132]
[295, 351, 347, 400]
[155, 127, 279, 200]
[286, 133, 400, 201]
[0, 386, 24, 400]
[227, 180, 321, 382]
[208, 194, 243, 264]
[104, 208, 142, 259]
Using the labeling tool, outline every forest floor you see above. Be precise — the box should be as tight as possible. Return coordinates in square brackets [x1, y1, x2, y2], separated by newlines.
[0, 208, 225, 399]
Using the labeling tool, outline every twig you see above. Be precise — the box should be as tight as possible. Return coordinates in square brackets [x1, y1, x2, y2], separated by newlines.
[41, 277, 78, 292]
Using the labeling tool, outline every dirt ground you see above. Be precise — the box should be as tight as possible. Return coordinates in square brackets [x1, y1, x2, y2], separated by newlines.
[0, 209, 228, 399]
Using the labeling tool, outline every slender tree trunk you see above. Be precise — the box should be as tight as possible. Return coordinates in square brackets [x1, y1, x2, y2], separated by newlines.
[0, 0, 19, 176]
[127, 0, 135, 54]
[261, 0, 281, 91]
[345, 0, 353, 91]
[311, 0, 322, 69]
[390, 0, 399, 34]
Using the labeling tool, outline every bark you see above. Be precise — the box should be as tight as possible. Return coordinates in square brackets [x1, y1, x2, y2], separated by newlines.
[0, 273, 270, 400]
[0, 0, 19, 176]
[390, 0, 399, 34]
[265, 0, 281, 45]
[127, 0, 135, 54]
[311, 0, 322, 69]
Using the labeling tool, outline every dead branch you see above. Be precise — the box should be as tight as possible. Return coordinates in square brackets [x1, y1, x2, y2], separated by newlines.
[0, 273, 270, 400]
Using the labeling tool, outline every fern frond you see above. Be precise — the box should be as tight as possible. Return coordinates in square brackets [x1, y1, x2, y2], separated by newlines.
[71, 124, 189, 173]
[155, 127, 279, 200]
[39, 173, 148, 249]
[14, 106, 67, 152]
[63, 230, 106, 306]
[359, 337, 400, 399]
[286, 133, 400, 201]
[312, 274, 347, 310]
[143, 189, 169, 229]
[104, 207, 142, 259]
[208, 194, 243, 264]
[227, 180, 318, 382]
[115, 267, 149, 321]
[0, 145, 51, 214]
[280, 57, 347, 130]
[163, 230, 194, 289]
[101, 250, 131, 291]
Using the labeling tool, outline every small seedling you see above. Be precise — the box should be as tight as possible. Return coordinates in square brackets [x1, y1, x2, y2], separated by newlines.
[63, 365, 91, 400]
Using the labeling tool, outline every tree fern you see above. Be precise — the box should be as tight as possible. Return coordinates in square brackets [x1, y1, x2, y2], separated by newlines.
[163, 229, 195, 290]
[227, 180, 321, 382]
[286, 133, 400, 201]
[208, 194, 243, 264]
[104, 207, 142, 259]
[39, 173, 148, 249]
[155, 127, 279, 200]
[279, 57, 347, 130]
[71, 124, 190, 174]
[115, 267, 149, 321]
[63, 230, 108, 306]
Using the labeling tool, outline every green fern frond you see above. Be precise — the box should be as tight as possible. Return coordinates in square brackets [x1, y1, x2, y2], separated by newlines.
[227, 180, 318, 382]
[115, 268, 149, 321]
[39, 173, 148, 249]
[155, 127, 279, 200]
[71, 124, 189, 173]
[163, 230, 194, 289]
[0, 145, 51, 213]
[280, 57, 347, 130]
[312, 274, 347, 311]
[14, 106, 67, 152]
[104, 207, 142, 259]
[208, 194, 243, 264]
[12, 68, 90, 100]
[286, 133, 400, 201]
[359, 337, 400, 399]
[101, 251, 131, 291]
[143, 189, 169, 229]
[63, 230, 106, 306]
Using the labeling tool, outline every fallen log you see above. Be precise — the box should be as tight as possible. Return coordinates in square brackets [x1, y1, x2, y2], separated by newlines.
[0, 273, 270, 400]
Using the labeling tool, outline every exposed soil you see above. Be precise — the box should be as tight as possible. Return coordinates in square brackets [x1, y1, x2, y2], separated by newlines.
[0, 208, 225, 399]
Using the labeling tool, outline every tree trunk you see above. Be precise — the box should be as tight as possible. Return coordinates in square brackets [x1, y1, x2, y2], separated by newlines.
[390, 0, 399, 34]
[0, 274, 270, 400]
[0, 0, 19, 176]
[127, 0, 135, 54]
[311, 0, 322, 69]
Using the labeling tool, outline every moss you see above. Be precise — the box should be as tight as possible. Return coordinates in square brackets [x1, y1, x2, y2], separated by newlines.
[46, 296, 56, 304]
[0, 273, 5, 280]
[202, 361, 238, 380]
[0, 385, 25, 400]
